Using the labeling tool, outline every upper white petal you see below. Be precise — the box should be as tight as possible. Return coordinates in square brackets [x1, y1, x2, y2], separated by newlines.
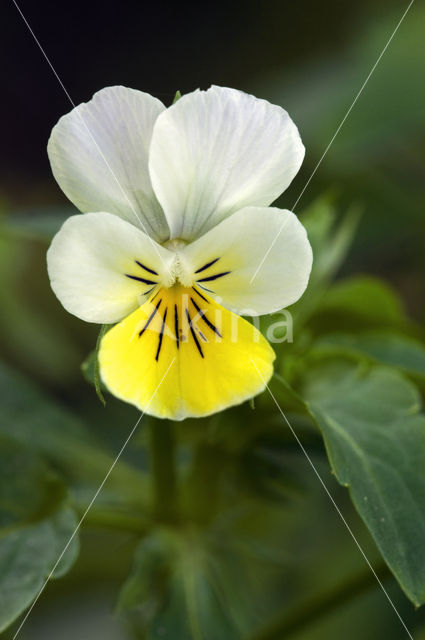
[47, 212, 175, 324]
[48, 86, 170, 242]
[149, 86, 305, 241]
[179, 206, 312, 316]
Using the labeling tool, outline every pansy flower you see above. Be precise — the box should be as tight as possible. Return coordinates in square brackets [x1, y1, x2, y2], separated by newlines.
[47, 86, 312, 420]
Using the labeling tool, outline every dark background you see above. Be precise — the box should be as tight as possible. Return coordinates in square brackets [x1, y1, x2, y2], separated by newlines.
[3, 0, 389, 181]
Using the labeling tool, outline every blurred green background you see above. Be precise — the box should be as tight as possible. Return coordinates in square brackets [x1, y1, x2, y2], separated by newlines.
[1, 0, 424, 638]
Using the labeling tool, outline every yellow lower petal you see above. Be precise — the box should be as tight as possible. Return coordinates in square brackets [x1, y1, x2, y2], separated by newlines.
[98, 285, 275, 420]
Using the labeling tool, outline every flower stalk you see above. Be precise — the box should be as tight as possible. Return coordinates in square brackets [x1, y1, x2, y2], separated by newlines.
[149, 420, 178, 523]
[185, 441, 224, 525]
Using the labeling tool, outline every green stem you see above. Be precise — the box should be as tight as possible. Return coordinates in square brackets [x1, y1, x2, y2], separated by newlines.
[149, 420, 178, 523]
[185, 442, 223, 524]
[79, 507, 150, 535]
[249, 560, 392, 640]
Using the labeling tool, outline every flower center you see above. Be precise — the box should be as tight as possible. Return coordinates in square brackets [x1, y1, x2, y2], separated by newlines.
[163, 238, 187, 251]
[136, 285, 223, 362]
[124, 255, 231, 295]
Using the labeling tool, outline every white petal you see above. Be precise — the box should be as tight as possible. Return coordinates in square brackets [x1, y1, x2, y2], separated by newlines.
[47, 212, 175, 324]
[180, 207, 312, 316]
[149, 86, 305, 241]
[48, 86, 170, 242]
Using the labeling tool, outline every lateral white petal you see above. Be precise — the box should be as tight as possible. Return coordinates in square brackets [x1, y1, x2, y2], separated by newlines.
[48, 86, 169, 242]
[180, 207, 312, 316]
[47, 212, 174, 324]
[149, 86, 305, 241]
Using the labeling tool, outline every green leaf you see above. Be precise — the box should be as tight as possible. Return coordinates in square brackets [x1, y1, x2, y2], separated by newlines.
[312, 331, 425, 381]
[291, 198, 361, 324]
[0, 437, 79, 632]
[81, 350, 101, 388]
[173, 90, 182, 104]
[0, 508, 79, 633]
[302, 361, 425, 605]
[310, 276, 405, 333]
[81, 324, 113, 405]
[0, 360, 148, 505]
[0, 438, 65, 530]
[117, 531, 170, 616]
[119, 530, 240, 640]
[301, 197, 361, 288]
[0, 231, 84, 385]
[0, 360, 87, 455]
